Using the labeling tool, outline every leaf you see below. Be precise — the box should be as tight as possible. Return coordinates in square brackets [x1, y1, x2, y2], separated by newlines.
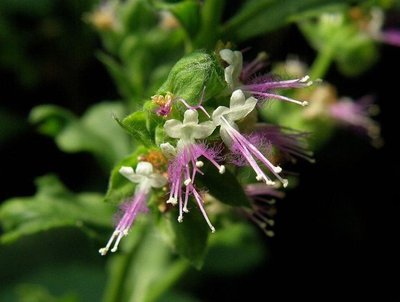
[335, 35, 378, 77]
[223, 0, 364, 41]
[104, 146, 148, 203]
[15, 284, 78, 302]
[158, 210, 209, 269]
[197, 163, 251, 207]
[97, 52, 138, 100]
[30, 102, 130, 168]
[115, 111, 154, 147]
[204, 222, 266, 275]
[0, 175, 113, 244]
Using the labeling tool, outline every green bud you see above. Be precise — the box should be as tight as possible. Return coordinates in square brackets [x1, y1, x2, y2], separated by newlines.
[157, 51, 226, 105]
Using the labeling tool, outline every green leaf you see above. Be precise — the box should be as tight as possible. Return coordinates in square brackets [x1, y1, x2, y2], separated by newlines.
[29, 105, 75, 136]
[223, 0, 362, 41]
[104, 146, 148, 203]
[0, 175, 113, 244]
[204, 222, 266, 275]
[116, 111, 154, 147]
[336, 35, 378, 77]
[15, 284, 78, 302]
[30, 102, 130, 168]
[158, 210, 209, 269]
[197, 163, 251, 207]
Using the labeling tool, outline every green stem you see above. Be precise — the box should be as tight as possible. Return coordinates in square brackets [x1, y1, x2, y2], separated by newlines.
[102, 250, 136, 302]
[145, 260, 190, 302]
[102, 223, 148, 302]
[194, 0, 225, 49]
[309, 46, 334, 80]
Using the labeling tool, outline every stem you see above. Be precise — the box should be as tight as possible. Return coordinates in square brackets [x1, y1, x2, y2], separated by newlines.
[145, 260, 190, 302]
[194, 0, 225, 49]
[309, 46, 334, 80]
[102, 222, 148, 302]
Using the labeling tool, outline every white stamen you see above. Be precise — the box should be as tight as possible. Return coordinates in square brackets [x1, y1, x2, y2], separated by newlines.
[167, 197, 177, 205]
[111, 231, 126, 253]
[266, 230, 275, 237]
[282, 179, 289, 188]
[211, 226, 216, 233]
[266, 219, 275, 226]
[266, 180, 276, 186]
[274, 166, 282, 173]
[300, 75, 310, 83]
[99, 248, 108, 256]
[219, 165, 226, 174]
[196, 161, 204, 167]
[178, 215, 183, 223]
[184, 178, 192, 186]
[183, 206, 189, 213]
[98, 230, 119, 256]
[301, 101, 309, 106]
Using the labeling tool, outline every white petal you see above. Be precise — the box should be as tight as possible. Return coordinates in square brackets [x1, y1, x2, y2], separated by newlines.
[119, 166, 133, 176]
[212, 106, 230, 126]
[220, 49, 243, 89]
[224, 65, 236, 89]
[230, 89, 246, 108]
[164, 119, 183, 139]
[119, 166, 143, 183]
[135, 162, 153, 175]
[219, 49, 235, 64]
[150, 174, 167, 188]
[160, 142, 176, 158]
[192, 121, 216, 139]
[227, 96, 257, 122]
[182, 109, 198, 124]
[220, 126, 233, 146]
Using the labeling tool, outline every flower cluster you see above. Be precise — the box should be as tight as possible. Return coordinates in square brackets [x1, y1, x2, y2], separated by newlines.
[100, 48, 314, 252]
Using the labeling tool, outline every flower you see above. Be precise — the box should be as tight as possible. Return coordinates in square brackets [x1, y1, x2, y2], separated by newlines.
[162, 109, 224, 232]
[99, 162, 167, 255]
[353, 7, 400, 47]
[253, 124, 314, 163]
[213, 89, 288, 187]
[219, 49, 312, 106]
[379, 29, 400, 47]
[329, 97, 381, 144]
[244, 183, 284, 237]
[152, 88, 210, 118]
[86, 2, 119, 32]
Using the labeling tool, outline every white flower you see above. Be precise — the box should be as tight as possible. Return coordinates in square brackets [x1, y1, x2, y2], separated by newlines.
[212, 89, 257, 145]
[164, 109, 215, 149]
[119, 162, 167, 194]
[219, 49, 243, 89]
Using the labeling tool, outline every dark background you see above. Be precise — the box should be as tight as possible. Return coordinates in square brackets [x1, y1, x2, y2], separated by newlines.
[1, 1, 399, 300]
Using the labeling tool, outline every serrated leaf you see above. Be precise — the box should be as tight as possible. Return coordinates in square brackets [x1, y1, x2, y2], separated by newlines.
[105, 146, 148, 203]
[197, 163, 250, 207]
[116, 111, 153, 147]
[0, 175, 113, 244]
[30, 102, 130, 168]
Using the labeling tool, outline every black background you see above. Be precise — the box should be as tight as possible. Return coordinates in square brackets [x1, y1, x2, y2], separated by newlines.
[1, 2, 399, 301]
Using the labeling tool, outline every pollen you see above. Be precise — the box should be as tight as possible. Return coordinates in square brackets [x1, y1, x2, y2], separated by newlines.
[142, 150, 168, 171]
[151, 92, 174, 106]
